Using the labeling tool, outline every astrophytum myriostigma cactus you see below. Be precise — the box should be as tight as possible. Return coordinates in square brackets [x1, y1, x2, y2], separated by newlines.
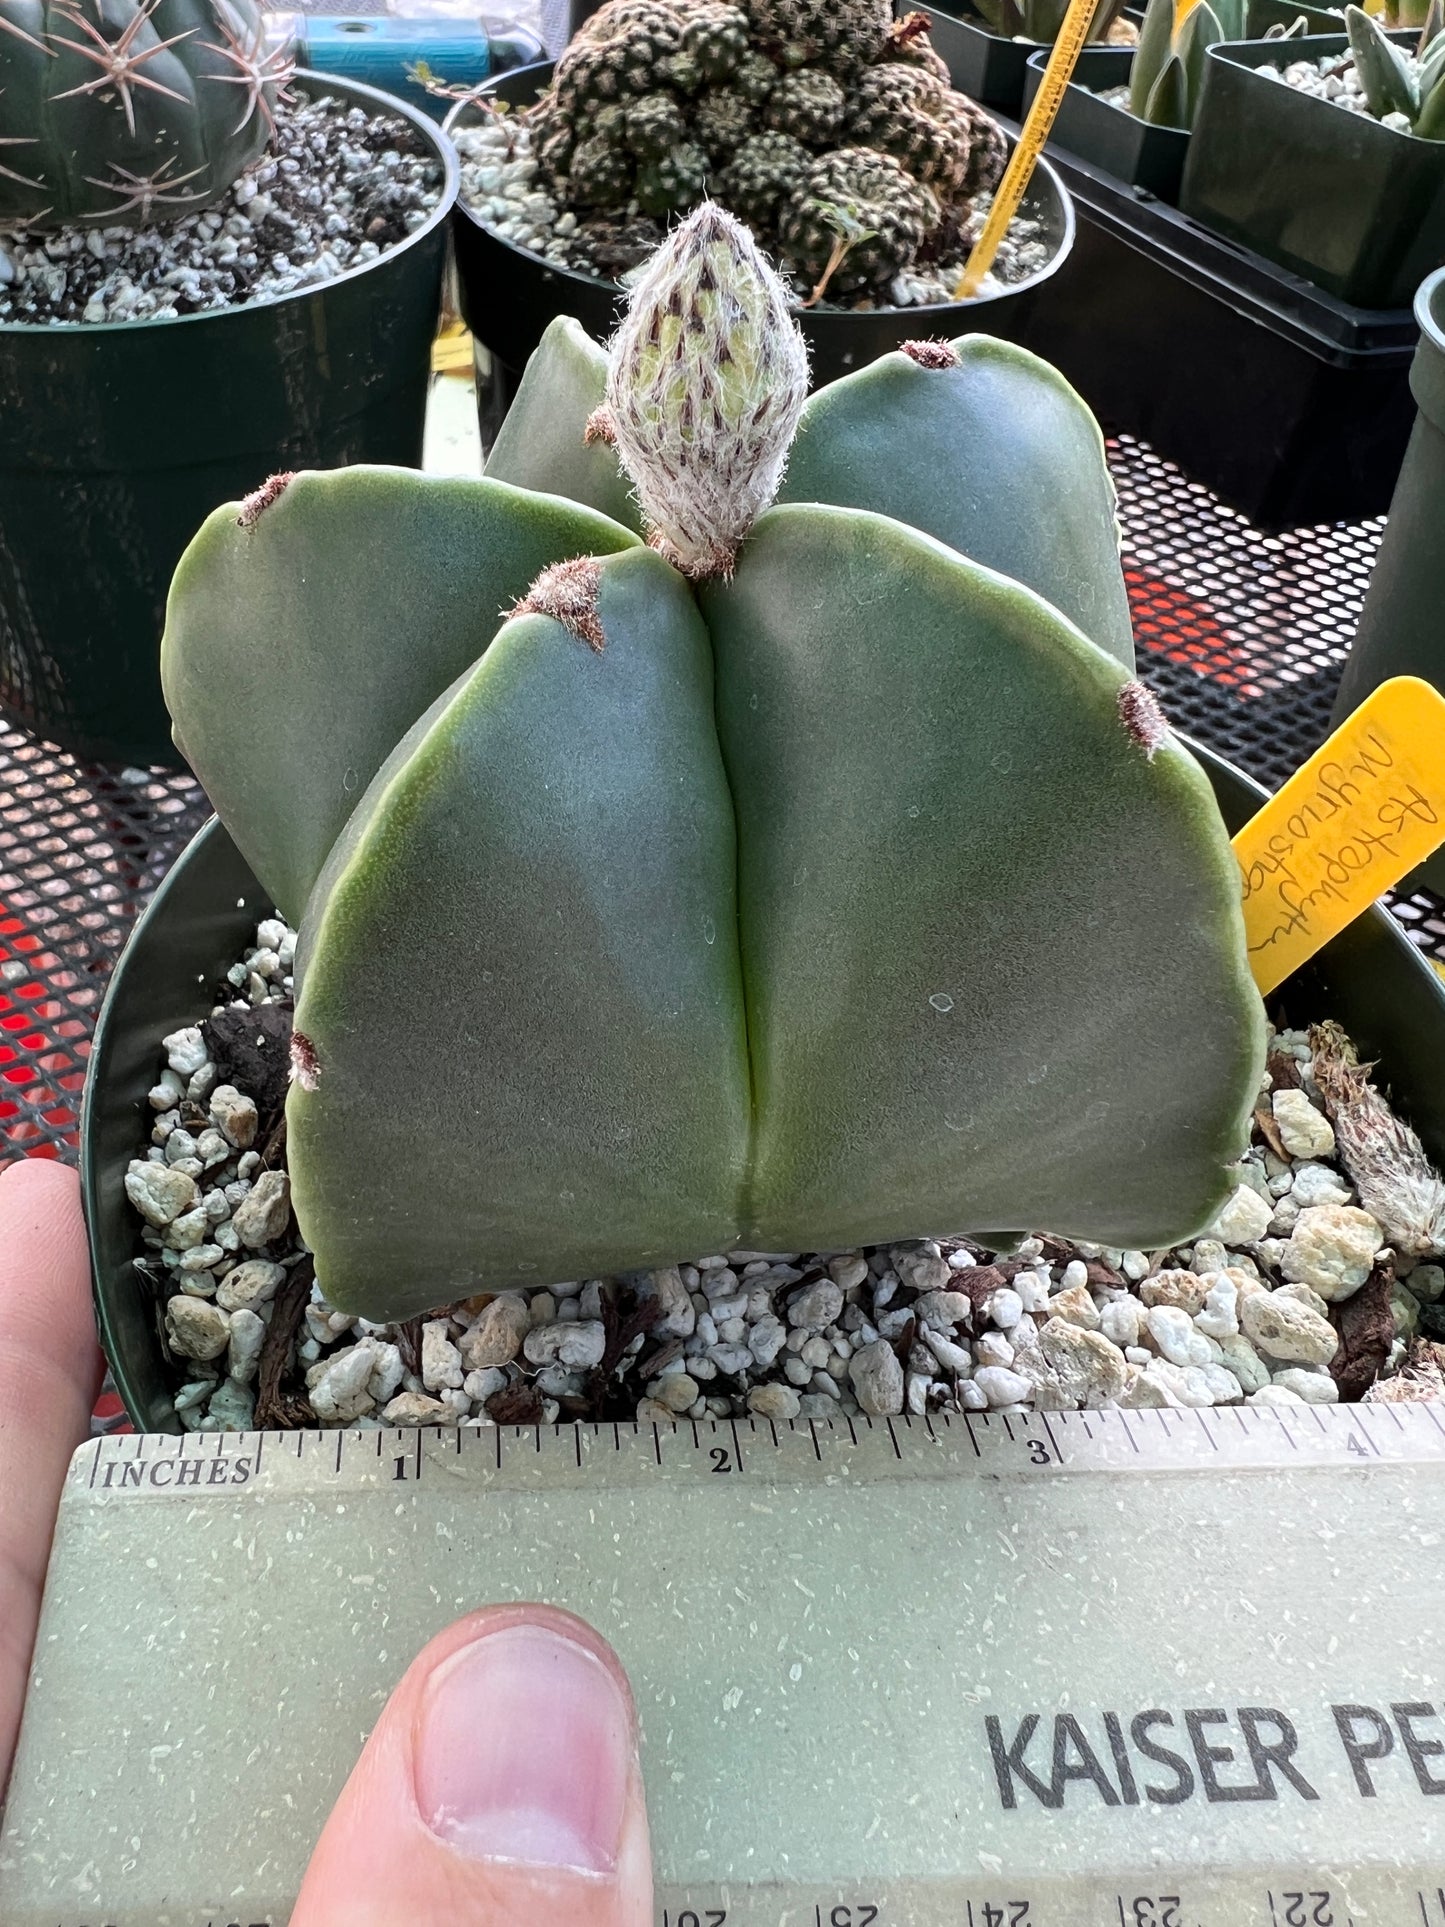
[162, 203, 1265, 1323]
[0, 0, 287, 230]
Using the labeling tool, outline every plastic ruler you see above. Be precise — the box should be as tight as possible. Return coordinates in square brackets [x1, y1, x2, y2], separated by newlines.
[3, 1405, 1445, 1925]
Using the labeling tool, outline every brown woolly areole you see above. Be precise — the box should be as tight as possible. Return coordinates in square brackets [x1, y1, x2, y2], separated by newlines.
[514, 555, 608, 651]
[289, 1029, 321, 1093]
[889, 10, 935, 46]
[1116, 680, 1170, 759]
[237, 471, 294, 528]
[901, 339, 959, 368]
[583, 406, 618, 446]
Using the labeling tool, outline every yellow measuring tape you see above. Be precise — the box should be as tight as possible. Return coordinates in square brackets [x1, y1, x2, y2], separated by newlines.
[955, 0, 1107, 298]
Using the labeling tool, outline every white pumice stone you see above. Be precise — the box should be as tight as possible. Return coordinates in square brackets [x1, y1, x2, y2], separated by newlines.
[848, 1339, 905, 1415]
[1209, 1183, 1273, 1245]
[1240, 1291, 1339, 1368]
[1280, 1205, 1385, 1302]
[165, 1296, 231, 1361]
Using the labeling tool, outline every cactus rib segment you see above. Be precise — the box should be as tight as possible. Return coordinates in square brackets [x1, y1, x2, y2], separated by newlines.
[160, 468, 642, 923]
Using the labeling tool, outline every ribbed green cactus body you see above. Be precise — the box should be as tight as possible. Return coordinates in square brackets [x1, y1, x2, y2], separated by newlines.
[0, 0, 276, 230]
[702, 505, 1257, 1251]
[290, 549, 753, 1304]
[165, 303, 1263, 1325]
[161, 468, 642, 923]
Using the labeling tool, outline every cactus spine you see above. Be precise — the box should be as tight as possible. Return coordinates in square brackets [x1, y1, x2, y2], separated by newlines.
[0, 0, 289, 231]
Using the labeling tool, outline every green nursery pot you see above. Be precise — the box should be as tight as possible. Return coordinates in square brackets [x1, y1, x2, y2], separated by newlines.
[1332, 265, 1445, 895]
[0, 75, 458, 772]
[82, 743, 1445, 1430]
[1179, 32, 1445, 309]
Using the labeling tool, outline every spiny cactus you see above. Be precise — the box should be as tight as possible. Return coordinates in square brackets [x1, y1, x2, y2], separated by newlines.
[162, 204, 1263, 1323]
[1345, 0, 1445, 135]
[526, 0, 1008, 294]
[0, 0, 289, 231]
[1129, 0, 1306, 128]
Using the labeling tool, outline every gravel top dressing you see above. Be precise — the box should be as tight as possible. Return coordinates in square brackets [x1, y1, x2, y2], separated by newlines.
[1267, 48, 1424, 126]
[123, 913, 1445, 1432]
[454, 111, 1053, 310]
[0, 90, 444, 326]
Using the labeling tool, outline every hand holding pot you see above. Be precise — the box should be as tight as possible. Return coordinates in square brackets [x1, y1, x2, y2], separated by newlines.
[0, 1157, 654, 1925]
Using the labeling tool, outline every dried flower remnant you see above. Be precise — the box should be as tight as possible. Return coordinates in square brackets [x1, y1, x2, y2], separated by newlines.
[1311, 1021, 1445, 1259]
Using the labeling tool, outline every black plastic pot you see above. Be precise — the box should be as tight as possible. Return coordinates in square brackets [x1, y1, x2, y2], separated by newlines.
[1020, 141, 1419, 529]
[83, 742, 1445, 1430]
[1332, 266, 1445, 896]
[0, 74, 458, 772]
[1180, 32, 1445, 310]
[1023, 46, 1189, 202]
[448, 67, 1073, 439]
[922, 5, 1051, 111]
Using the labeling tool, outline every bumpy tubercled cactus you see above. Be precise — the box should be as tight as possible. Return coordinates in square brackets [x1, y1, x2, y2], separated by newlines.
[163, 204, 1265, 1324]
[524, 0, 1009, 289]
[0, 0, 287, 230]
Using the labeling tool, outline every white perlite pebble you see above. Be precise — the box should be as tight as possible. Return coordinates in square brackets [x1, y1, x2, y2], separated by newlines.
[384, 1391, 452, 1425]
[1209, 1183, 1273, 1245]
[215, 1259, 286, 1314]
[988, 1287, 1024, 1330]
[1141, 1269, 1208, 1315]
[163, 1026, 209, 1076]
[1147, 1305, 1211, 1368]
[829, 1253, 869, 1291]
[1240, 1291, 1338, 1367]
[1194, 1273, 1241, 1338]
[974, 1365, 1033, 1408]
[205, 1378, 255, 1429]
[1046, 1283, 1100, 1330]
[748, 1382, 801, 1420]
[788, 1280, 843, 1330]
[1271, 1088, 1336, 1160]
[524, 1319, 607, 1371]
[644, 1266, 696, 1338]
[848, 1338, 904, 1415]
[309, 1345, 376, 1423]
[1248, 1384, 1307, 1407]
[231, 1169, 291, 1246]
[165, 1296, 231, 1361]
[913, 1289, 972, 1329]
[1038, 1321, 1129, 1406]
[209, 1084, 258, 1149]
[1272, 1367, 1339, 1404]
[653, 1372, 699, 1413]
[1290, 1161, 1352, 1209]
[422, 1321, 464, 1391]
[1100, 1298, 1141, 1348]
[1280, 1204, 1384, 1303]
[125, 1163, 199, 1228]
[895, 1249, 950, 1294]
[460, 1295, 531, 1370]
[1216, 1332, 1271, 1394]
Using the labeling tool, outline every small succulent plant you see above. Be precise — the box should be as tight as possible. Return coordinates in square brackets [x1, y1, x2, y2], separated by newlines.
[0, 0, 290, 231]
[521, 0, 1008, 292]
[162, 203, 1265, 1323]
[969, 0, 1128, 46]
[1344, 0, 1445, 134]
[1129, 0, 1307, 129]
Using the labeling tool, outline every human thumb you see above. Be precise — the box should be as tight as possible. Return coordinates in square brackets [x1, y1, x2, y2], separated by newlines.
[292, 1603, 653, 1927]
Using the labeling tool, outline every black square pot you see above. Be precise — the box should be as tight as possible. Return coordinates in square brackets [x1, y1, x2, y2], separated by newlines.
[1023, 46, 1190, 203]
[1021, 142, 1419, 529]
[925, 5, 1052, 111]
[1180, 32, 1445, 310]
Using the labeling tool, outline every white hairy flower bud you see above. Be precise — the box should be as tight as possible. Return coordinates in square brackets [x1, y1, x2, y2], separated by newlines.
[604, 201, 810, 579]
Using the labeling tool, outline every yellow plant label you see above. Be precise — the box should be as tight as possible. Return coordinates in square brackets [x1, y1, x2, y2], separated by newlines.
[1232, 675, 1445, 995]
